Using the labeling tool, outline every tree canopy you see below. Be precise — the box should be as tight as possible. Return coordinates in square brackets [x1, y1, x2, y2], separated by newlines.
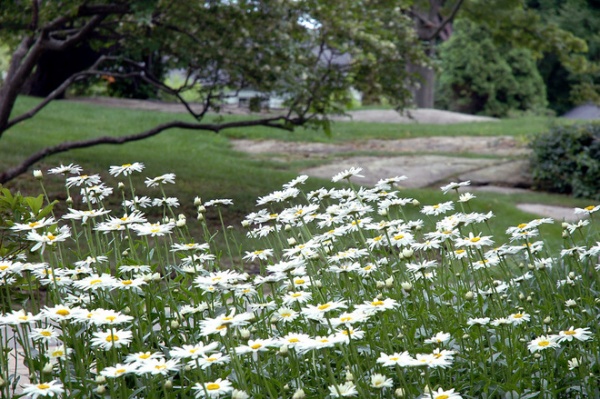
[0, 0, 425, 183]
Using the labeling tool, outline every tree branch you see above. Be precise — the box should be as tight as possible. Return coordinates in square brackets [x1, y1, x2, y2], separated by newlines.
[424, 0, 464, 41]
[0, 116, 303, 184]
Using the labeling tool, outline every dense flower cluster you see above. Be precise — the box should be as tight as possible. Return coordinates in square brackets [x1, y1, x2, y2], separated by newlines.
[0, 164, 598, 398]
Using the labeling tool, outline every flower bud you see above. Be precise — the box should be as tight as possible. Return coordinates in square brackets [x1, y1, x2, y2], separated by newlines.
[402, 249, 413, 258]
[95, 376, 106, 384]
[164, 380, 173, 389]
[292, 388, 306, 399]
[543, 316, 552, 324]
[232, 389, 250, 399]
[33, 170, 43, 180]
[239, 329, 251, 339]
[42, 363, 53, 374]
[345, 371, 354, 381]
[194, 197, 202, 206]
[376, 281, 385, 289]
[118, 182, 125, 190]
[412, 199, 420, 206]
[279, 345, 289, 357]
[287, 237, 297, 246]
[385, 277, 394, 288]
[170, 320, 180, 329]
[96, 385, 106, 394]
[401, 282, 413, 292]
[176, 219, 186, 227]
[197, 213, 204, 221]
[395, 388, 405, 397]
[241, 220, 250, 227]
[197, 205, 206, 213]
[568, 272, 576, 279]
[464, 291, 474, 300]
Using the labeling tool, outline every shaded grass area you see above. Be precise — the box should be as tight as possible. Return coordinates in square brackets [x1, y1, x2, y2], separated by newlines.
[0, 96, 592, 251]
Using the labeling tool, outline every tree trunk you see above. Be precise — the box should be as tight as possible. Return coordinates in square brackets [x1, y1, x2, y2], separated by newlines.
[408, 62, 435, 108]
[22, 44, 101, 98]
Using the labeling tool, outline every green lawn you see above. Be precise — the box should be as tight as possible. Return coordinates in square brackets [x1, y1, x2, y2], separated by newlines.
[0, 96, 592, 248]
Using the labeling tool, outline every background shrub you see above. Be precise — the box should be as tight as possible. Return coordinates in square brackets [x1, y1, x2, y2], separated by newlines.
[530, 123, 600, 199]
[436, 19, 548, 117]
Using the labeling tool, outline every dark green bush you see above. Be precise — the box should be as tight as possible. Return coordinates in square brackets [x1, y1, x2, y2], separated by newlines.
[529, 123, 600, 200]
[437, 19, 548, 117]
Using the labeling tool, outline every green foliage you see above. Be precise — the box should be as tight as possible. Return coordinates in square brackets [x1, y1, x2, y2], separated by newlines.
[0, 186, 56, 258]
[530, 0, 600, 114]
[529, 123, 600, 199]
[437, 19, 548, 117]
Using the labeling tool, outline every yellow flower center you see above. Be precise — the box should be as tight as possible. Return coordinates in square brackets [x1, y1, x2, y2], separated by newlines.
[470, 236, 481, 243]
[291, 292, 302, 298]
[139, 353, 151, 359]
[105, 334, 119, 342]
[538, 340, 550, 347]
[393, 234, 404, 240]
[29, 222, 40, 228]
[390, 356, 399, 361]
[90, 279, 102, 285]
[56, 309, 70, 316]
[250, 343, 262, 350]
[281, 312, 292, 318]
[564, 330, 576, 336]
[585, 205, 595, 211]
[455, 249, 465, 254]
[254, 250, 264, 255]
[51, 350, 64, 357]
[512, 313, 523, 319]
[373, 236, 383, 241]
[0, 265, 8, 271]
[435, 395, 450, 399]
[122, 163, 132, 167]
[116, 368, 126, 374]
[37, 384, 51, 390]
[121, 280, 132, 285]
[207, 357, 218, 362]
[41, 330, 52, 337]
[47, 234, 56, 241]
[105, 316, 117, 322]
[294, 279, 305, 285]
[318, 303, 331, 311]
[288, 338, 300, 343]
[517, 223, 528, 229]
[433, 204, 440, 209]
[340, 316, 352, 322]
[371, 300, 385, 306]
[206, 383, 220, 391]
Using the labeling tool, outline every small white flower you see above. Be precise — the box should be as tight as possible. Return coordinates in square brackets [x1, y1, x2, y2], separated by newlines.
[332, 167, 364, 182]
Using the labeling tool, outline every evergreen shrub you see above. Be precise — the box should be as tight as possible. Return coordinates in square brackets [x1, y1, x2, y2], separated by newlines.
[530, 123, 600, 199]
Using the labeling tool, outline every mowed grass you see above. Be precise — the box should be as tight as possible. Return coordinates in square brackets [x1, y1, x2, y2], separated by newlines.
[0, 96, 593, 249]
